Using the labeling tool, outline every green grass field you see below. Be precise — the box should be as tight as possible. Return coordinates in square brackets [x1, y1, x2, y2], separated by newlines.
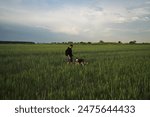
[0, 44, 150, 100]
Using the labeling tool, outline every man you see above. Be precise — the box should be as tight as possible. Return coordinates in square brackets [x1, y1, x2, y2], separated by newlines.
[65, 44, 73, 64]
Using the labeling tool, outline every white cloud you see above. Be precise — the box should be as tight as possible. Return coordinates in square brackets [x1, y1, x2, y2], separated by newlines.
[142, 16, 150, 21]
[145, 1, 150, 4]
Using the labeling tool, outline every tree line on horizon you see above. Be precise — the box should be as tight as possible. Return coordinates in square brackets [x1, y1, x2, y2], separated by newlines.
[0, 40, 149, 44]
[0, 41, 35, 44]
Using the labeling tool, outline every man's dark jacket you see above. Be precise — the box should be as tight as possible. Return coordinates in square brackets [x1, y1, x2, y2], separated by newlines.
[66, 47, 73, 57]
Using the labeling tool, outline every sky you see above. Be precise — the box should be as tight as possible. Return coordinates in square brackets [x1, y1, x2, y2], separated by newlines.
[0, 0, 150, 43]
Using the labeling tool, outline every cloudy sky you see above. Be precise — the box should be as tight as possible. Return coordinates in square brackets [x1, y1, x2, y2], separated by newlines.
[0, 0, 150, 43]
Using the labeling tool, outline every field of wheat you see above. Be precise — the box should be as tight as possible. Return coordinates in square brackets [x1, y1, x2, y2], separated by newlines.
[0, 44, 150, 99]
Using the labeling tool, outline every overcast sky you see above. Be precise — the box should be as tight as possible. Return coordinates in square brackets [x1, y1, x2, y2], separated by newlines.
[0, 0, 150, 43]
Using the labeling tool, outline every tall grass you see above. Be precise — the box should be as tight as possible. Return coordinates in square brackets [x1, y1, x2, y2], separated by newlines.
[0, 44, 150, 99]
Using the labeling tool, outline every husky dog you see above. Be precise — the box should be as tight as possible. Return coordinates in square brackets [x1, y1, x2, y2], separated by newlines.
[75, 58, 88, 66]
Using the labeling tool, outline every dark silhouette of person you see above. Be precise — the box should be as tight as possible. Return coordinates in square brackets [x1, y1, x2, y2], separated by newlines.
[65, 44, 73, 64]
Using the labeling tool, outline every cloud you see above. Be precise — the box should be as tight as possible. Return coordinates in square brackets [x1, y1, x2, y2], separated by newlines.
[145, 1, 150, 4]
[0, 0, 150, 42]
[0, 6, 103, 35]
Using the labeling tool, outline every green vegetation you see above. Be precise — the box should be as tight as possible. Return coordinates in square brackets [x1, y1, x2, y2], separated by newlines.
[0, 44, 150, 99]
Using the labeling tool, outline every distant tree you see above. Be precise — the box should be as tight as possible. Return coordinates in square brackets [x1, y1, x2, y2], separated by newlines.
[80, 42, 86, 44]
[87, 42, 92, 44]
[68, 41, 73, 44]
[99, 40, 104, 43]
[118, 41, 122, 44]
[129, 40, 136, 44]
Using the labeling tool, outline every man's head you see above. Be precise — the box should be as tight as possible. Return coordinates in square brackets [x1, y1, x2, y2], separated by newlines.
[70, 44, 73, 48]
